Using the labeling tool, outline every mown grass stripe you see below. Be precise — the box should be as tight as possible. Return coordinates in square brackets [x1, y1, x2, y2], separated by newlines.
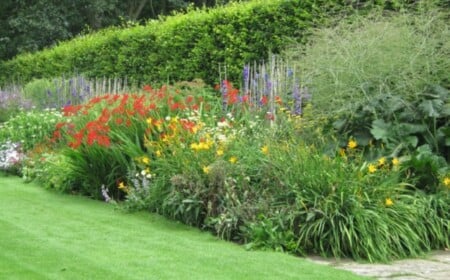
[0, 176, 368, 280]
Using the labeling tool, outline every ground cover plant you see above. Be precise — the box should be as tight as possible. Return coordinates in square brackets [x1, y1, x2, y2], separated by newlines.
[0, 176, 369, 280]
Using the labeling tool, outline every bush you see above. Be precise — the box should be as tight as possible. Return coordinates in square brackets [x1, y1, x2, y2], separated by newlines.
[0, 0, 415, 87]
[285, 9, 450, 163]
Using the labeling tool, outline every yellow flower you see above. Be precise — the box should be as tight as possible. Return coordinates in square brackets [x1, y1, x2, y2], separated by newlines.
[347, 139, 357, 149]
[118, 182, 129, 193]
[368, 164, 377, 174]
[229, 156, 238, 164]
[141, 156, 150, 165]
[155, 150, 162, 157]
[190, 143, 200, 151]
[146, 117, 153, 125]
[392, 157, 400, 167]
[339, 148, 346, 157]
[216, 149, 224, 156]
[261, 145, 269, 155]
[444, 177, 450, 188]
[202, 166, 210, 174]
[385, 198, 394, 207]
[377, 157, 386, 166]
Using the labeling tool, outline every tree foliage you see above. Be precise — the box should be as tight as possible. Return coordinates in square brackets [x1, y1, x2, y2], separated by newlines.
[0, 0, 237, 61]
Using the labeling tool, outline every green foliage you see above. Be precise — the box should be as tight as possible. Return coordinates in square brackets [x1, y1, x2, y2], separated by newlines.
[0, 0, 330, 86]
[0, 109, 63, 152]
[22, 78, 57, 108]
[0, 0, 231, 61]
[286, 9, 450, 162]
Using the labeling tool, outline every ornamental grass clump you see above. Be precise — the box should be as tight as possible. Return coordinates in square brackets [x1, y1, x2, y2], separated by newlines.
[285, 9, 450, 162]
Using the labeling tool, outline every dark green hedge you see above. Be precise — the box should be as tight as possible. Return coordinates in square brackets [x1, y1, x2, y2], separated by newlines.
[0, 0, 414, 86]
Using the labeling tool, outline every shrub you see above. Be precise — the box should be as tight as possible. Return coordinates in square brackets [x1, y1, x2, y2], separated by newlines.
[0, 0, 414, 87]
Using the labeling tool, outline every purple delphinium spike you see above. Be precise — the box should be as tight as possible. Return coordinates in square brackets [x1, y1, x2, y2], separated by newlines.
[243, 64, 250, 94]
[292, 82, 302, 115]
[287, 68, 294, 77]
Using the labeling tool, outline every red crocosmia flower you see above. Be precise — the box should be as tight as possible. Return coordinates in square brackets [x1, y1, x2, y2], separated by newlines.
[62, 105, 82, 116]
[52, 130, 61, 140]
[68, 129, 85, 149]
[96, 135, 111, 147]
[266, 112, 275, 121]
[260, 95, 268, 105]
[214, 84, 220, 91]
[87, 131, 98, 146]
[180, 119, 196, 133]
[68, 140, 81, 149]
[191, 104, 199, 111]
[126, 119, 132, 127]
[120, 94, 129, 106]
[185, 95, 194, 104]
[156, 86, 167, 99]
[228, 94, 239, 105]
[143, 85, 153, 93]
[88, 96, 103, 105]
[275, 96, 283, 105]
[55, 122, 66, 129]
[98, 108, 111, 123]
[115, 118, 123, 125]
[147, 103, 156, 111]
[133, 95, 147, 116]
[170, 102, 185, 111]
[242, 95, 250, 103]
[112, 105, 125, 115]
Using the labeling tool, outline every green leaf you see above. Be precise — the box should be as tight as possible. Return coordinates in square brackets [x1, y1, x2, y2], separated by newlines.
[441, 104, 450, 117]
[332, 119, 347, 131]
[404, 136, 418, 148]
[397, 123, 427, 135]
[370, 119, 391, 141]
[418, 99, 443, 118]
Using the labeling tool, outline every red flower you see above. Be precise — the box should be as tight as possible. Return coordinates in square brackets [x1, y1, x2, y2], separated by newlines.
[180, 119, 196, 133]
[115, 118, 123, 125]
[98, 108, 111, 123]
[260, 95, 268, 105]
[143, 85, 153, 93]
[185, 95, 194, 104]
[275, 96, 282, 105]
[62, 105, 82, 116]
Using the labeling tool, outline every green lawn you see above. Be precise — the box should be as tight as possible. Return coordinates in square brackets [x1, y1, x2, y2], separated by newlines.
[0, 176, 369, 280]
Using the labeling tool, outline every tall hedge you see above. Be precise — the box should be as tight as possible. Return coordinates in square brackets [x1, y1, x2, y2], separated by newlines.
[0, 0, 415, 86]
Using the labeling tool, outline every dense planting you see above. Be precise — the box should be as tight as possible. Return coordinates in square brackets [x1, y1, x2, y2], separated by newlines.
[0, 3, 448, 263]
